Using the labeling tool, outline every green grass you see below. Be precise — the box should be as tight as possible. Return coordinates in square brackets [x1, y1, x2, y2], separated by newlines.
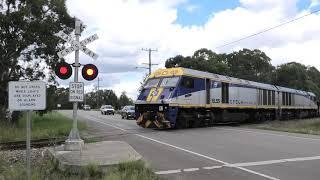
[0, 112, 86, 143]
[84, 137, 102, 144]
[248, 118, 320, 135]
[0, 158, 161, 180]
[105, 160, 161, 180]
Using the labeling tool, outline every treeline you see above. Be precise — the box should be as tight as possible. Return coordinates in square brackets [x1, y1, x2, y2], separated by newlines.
[85, 89, 134, 109]
[47, 85, 134, 110]
[165, 48, 320, 99]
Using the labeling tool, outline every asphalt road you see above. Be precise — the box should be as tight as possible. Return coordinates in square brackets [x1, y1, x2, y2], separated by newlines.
[59, 110, 320, 180]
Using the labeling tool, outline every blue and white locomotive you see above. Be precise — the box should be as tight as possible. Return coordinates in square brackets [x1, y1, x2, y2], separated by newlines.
[135, 68, 318, 129]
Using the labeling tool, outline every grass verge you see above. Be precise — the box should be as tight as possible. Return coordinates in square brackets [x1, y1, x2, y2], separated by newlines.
[0, 112, 86, 143]
[0, 157, 161, 180]
[248, 118, 320, 135]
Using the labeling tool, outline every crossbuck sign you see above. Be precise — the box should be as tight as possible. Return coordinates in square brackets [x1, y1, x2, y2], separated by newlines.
[55, 31, 99, 59]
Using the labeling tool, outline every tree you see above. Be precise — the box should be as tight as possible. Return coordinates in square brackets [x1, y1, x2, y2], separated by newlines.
[274, 62, 320, 98]
[165, 48, 273, 81]
[274, 62, 307, 88]
[45, 85, 58, 111]
[101, 90, 119, 109]
[165, 48, 229, 75]
[85, 91, 98, 109]
[225, 49, 274, 83]
[38, 85, 73, 114]
[0, 0, 73, 120]
[119, 91, 134, 108]
[85, 90, 120, 109]
[83, 90, 135, 110]
[55, 87, 73, 109]
[165, 55, 185, 68]
[193, 48, 218, 60]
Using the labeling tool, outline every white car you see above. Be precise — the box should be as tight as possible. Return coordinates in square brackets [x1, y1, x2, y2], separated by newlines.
[100, 105, 115, 115]
[83, 105, 91, 111]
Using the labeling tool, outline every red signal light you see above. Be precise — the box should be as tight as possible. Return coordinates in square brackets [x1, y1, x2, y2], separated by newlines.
[55, 62, 72, 80]
[60, 66, 68, 74]
[82, 64, 98, 81]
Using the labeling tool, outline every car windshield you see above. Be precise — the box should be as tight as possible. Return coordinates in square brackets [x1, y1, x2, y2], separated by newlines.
[144, 78, 160, 88]
[129, 106, 135, 110]
[102, 105, 112, 108]
[160, 77, 180, 87]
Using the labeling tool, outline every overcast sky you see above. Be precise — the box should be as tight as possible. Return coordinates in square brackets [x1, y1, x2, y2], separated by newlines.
[61, 0, 320, 99]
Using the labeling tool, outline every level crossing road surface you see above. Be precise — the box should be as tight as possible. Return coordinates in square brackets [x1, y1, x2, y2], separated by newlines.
[59, 110, 320, 180]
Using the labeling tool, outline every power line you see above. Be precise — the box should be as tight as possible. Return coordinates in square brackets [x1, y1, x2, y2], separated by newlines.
[216, 9, 320, 49]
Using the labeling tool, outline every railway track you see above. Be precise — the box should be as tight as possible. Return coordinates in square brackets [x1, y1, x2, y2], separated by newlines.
[0, 123, 240, 151]
[0, 138, 66, 150]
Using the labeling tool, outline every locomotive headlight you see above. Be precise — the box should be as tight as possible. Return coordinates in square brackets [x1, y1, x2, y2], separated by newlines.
[159, 106, 163, 111]
[161, 99, 171, 104]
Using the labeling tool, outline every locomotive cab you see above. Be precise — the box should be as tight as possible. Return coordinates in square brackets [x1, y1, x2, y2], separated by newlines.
[135, 75, 181, 128]
[138, 76, 180, 102]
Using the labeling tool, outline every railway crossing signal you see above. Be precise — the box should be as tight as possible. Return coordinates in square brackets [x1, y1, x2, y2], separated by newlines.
[55, 31, 99, 60]
[54, 63, 99, 81]
[54, 18, 100, 151]
[82, 64, 98, 81]
[55, 62, 73, 80]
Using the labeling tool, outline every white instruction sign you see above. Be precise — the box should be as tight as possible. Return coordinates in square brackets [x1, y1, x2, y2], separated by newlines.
[69, 82, 84, 102]
[8, 81, 46, 111]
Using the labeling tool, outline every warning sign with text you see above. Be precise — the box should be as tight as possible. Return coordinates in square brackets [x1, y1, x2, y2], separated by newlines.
[9, 81, 46, 110]
[69, 82, 84, 102]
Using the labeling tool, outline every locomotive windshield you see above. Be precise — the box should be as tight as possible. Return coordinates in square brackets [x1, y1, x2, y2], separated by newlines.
[160, 77, 180, 87]
[144, 78, 160, 88]
[143, 77, 180, 88]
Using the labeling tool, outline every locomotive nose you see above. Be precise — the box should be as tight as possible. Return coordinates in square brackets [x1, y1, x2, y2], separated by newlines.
[146, 88, 164, 102]
[136, 111, 171, 129]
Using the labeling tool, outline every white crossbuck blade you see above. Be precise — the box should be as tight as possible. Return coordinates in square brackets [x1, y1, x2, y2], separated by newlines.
[55, 31, 99, 60]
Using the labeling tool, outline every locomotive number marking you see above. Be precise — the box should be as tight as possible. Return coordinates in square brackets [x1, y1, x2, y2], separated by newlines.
[212, 99, 220, 103]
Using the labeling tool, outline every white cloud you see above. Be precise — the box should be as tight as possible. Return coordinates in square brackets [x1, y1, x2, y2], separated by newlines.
[112, 77, 142, 98]
[310, 0, 320, 8]
[240, 0, 298, 11]
[262, 40, 320, 66]
[208, 4, 320, 67]
[64, 0, 320, 99]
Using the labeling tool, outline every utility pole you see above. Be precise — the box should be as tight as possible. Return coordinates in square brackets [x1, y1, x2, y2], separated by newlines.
[137, 48, 158, 75]
[96, 77, 102, 108]
[84, 90, 86, 105]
